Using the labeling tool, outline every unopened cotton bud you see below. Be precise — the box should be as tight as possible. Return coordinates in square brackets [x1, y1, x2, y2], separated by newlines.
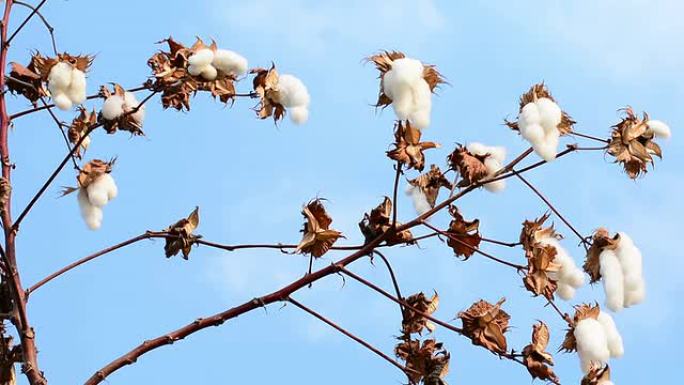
[188, 48, 214, 67]
[212, 49, 248, 76]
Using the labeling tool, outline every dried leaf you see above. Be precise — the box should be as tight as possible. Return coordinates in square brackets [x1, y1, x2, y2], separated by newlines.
[395, 338, 450, 385]
[458, 298, 510, 353]
[445, 206, 481, 259]
[358, 197, 415, 246]
[581, 364, 611, 385]
[296, 199, 343, 258]
[447, 145, 489, 188]
[407, 165, 452, 209]
[402, 292, 440, 335]
[522, 322, 559, 384]
[68, 107, 97, 158]
[76, 159, 114, 189]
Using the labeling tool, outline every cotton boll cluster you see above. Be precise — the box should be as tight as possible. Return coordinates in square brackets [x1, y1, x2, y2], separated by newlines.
[47, 62, 87, 110]
[78, 173, 117, 230]
[101, 91, 146, 124]
[187, 48, 248, 81]
[599, 232, 645, 312]
[383, 58, 432, 130]
[466, 142, 507, 192]
[574, 312, 623, 373]
[538, 236, 585, 300]
[647, 120, 671, 139]
[406, 184, 432, 215]
[517, 98, 563, 161]
[277, 74, 310, 124]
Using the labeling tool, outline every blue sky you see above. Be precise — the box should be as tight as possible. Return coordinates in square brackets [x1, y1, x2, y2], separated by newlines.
[6, 0, 683, 384]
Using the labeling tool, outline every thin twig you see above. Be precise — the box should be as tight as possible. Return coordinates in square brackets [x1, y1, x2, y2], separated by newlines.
[480, 237, 521, 248]
[392, 160, 401, 228]
[568, 131, 610, 144]
[287, 297, 415, 378]
[371, 250, 404, 313]
[38, 96, 80, 170]
[5, 0, 49, 47]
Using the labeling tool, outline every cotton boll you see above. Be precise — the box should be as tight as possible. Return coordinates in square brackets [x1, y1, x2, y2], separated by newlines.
[277, 74, 310, 107]
[101, 95, 125, 120]
[389, 89, 413, 120]
[556, 283, 576, 300]
[67, 69, 87, 104]
[518, 102, 541, 128]
[52, 92, 72, 111]
[406, 185, 432, 215]
[647, 120, 671, 139]
[535, 97, 562, 132]
[574, 318, 610, 373]
[520, 123, 545, 144]
[47, 62, 73, 91]
[487, 146, 507, 164]
[408, 79, 432, 129]
[483, 157, 506, 192]
[289, 106, 309, 124]
[599, 249, 625, 312]
[78, 189, 103, 230]
[624, 283, 645, 307]
[466, 142, 488, 156]
[597, 312, 624, 358]
[200, 65, 218, 81]
[567, 268, 586, 288]
[212, 49, 248, 76]
[100, 173, 118, 200]
[86, 174, 117, 207]
[383, 58, 425, 97]
[383, 58, 426, 123]
[81, 136, 91, 150]
[188, 48, 214, 67]
[615, 232, 643, 291]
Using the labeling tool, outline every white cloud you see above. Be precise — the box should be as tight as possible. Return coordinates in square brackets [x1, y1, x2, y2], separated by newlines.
[212, 0, 445, 54]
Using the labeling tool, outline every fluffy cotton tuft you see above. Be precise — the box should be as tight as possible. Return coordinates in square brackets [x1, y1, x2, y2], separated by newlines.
[188, 48, 214, 67]
[277, 74, 310, 125]
[78, 189, 103, 230]
[600, 249, 625, 312]
[406, 185, 432, 215]
[574, 318, 610, 373]
[123, 92, 146, 123]
[48, 62, 88, 110]
[101, 95, 126, 120]
[597, 312, 624, 358]
[466, 142, 508, 193]
[539, 236, 584, 300]
[598, 232, 646, 311]
[78, 174, 117, 230]
[212, 49, 248, 76]
[647, 120, 671, 139]
[518, 98, 563, 161]
[383, 58, 432, 130]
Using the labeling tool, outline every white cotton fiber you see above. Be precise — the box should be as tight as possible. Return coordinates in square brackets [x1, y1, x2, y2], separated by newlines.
[408, 79, 432, 129]
[466, 142, 508, 193]
[536, 97, 562, 131]
[123, 92, 145, 123]
[277, 74, 310, 125]
[466, 142, 487, 156]
[518, 99, 563, 161]
[597, 311, 624, 358]
[102, 95, 125, 120]
[483, 157, 506, 192]
[86, 174, 117, 207]
[188, 48, 214, 67]
[187, 64, 204, 77]
[81, 135, 91, 150]
[67, 69, 87, 104]
[212, 49, 248, 76]
[574, 318, 610, 373]
[383, 57, 433, 130]
[614, 232, 646, 308]
[647, 120, 671, 139]
[539, 236, 584, 300]
[406, 185, 432, 215]
[200, 64, 218, 81]
[52, 92, 72, 110]
[47, 62, 73, 90]
[599, 249, 625, 312]
[556, 283, 576, 300]
[78, 189, 103, 230]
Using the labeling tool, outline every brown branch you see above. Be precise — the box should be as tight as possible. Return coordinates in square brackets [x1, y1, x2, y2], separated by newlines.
[420, 221, 527, 271]
[5, 0, 48, 47]
[287, 297, 415, 379]
[13, 0, 56, 55]
[38, 97, 80, 170]
[546, 299, 573, 326]
[568, 131, 610, 144]
[371, 250, 404, 313]
[512, 171, 589, 250]
[391, 160, 401, 228]
[480, 237, 521, 248]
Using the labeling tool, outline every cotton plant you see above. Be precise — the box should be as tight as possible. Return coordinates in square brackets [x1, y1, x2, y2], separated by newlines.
[368, 51, 444, 130]
[507, 83, 574, 162]
[100, 84, 147, 135]
[585, 229, 646, 312]
[63, 160, 118, 230]
[251, 65, 311, 124]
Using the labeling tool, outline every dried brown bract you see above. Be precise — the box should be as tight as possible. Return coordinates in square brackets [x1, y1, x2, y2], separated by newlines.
[402, 292, 439, 335]
[458, 298, 510, 353]
[164, 207, 200, 260]
[607, 107, 664, 179]
[581, 364, 611, 385]
[147, 37, 238, 111]
[358, 197, 414, 246]
[99, 84, 145, 136]
[77, 159, 114, 189]
[505, 82, 575, 134]
[387, 120, 440, 172]
[407, 165, 452, 210]
[31, 52, 93, 77]
[251, 65, 285, 122]
[296, 199, 343, 258]
[395, 338, 450, 385]
[583, 228, 619, 283]
[367, 50, 444, 109]
[522, 322, 560, 384]
[447, 145, 489, 187]
[519, 214, 562, 298]
[68, 107, 97, 158]
[7, 61, 46, 104]
[560, 303, 601, 353]
[445, 206, 481, 260]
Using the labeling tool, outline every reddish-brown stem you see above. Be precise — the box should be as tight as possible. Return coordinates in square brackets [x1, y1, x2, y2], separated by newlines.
[512, 171, 589, 250]
[287, 297, 415, 379]
[420, 221, 527, 271]
[480, 237, 521, 248]
[492, 147, 533, 177]
[546, 299, 573, 326]
[391, 161, 401, 228]
[371, 250, 404, 313]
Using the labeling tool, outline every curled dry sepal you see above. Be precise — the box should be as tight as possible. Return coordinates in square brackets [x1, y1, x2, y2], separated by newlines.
[445, 206, 481, 260]
[402, 292, 439, 335]
[388, 121, 440, 172]
[607, 107, 669, 179]
[99, 84, 146, 135]
[522, 322, 560, 384]
[395, 339, 450, 385]
[358, 196, 414, 246]
[295, 199, 343, 258]
[147, 37, 241, 111]
[68, 107, 97, 158]
[458, 297, 510, 354]
[581, 364, 612, 385]
[407, 165, 453, 215]
[520, 213, 561, 299]
[447, 145, 490, 187]
[8, 52, 93, 107]
[163, 207, 201, 260]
